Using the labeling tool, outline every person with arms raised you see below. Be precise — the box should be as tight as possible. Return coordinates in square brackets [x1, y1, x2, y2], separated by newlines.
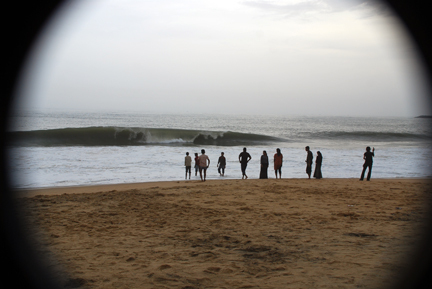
[360, 147, 375, 181]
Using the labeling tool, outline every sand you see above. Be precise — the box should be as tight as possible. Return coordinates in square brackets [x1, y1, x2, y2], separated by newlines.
[15, 178, 432, 289]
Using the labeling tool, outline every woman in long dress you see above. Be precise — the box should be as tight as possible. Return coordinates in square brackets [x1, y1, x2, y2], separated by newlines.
[274, 148, 283, 179]
[259, 150, 269, 179]
[313, 151, 323, 179]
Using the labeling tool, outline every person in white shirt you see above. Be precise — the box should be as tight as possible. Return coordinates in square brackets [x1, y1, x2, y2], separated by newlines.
[198, 149, 210, 181]
[184, 152, 192, 179]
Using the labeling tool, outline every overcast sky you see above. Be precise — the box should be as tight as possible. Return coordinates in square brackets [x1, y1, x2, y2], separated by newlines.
[16, 0, 431, 117]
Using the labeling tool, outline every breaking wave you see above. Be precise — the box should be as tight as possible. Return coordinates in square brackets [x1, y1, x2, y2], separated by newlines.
[8, 127, 282, 147]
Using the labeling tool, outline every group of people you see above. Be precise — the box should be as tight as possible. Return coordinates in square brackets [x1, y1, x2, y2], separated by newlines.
[184, 150, 212, 181]
[184, 146, 374, 182]
[258, 146, 322, 180]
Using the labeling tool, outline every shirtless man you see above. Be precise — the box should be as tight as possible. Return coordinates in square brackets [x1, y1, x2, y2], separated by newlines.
[239, 147, 252, 179]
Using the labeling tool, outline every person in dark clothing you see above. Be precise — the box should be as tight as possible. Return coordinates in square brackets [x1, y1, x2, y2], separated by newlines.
[239, 147, 252, 179]
[273, 148, 283, 179]
[360, 146, 375, 181]
[313, 151, 323, 179]
[194, 153, 199, 176]
[305, 146, 313, 179]
[217, 152, 226, 176]
[259, 150, 269, 179]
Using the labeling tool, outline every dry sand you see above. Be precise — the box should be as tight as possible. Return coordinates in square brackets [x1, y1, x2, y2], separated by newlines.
[16, 178, 431, 289]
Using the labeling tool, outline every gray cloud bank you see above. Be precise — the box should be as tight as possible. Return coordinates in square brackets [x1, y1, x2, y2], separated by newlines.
[242, 0, 390, 16]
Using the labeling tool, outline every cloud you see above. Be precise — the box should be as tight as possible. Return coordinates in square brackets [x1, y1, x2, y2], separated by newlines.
[16, 0, 425, 117]
[242, 0, 329, 15]
[242, 0, 390, 17]
[324, 0, 389, 13]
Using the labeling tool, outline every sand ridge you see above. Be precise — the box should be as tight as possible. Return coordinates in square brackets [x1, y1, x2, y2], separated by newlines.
[17, 178, 431, 289]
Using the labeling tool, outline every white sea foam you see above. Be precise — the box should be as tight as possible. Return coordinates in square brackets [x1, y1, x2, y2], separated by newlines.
[7, 112, 432, 188]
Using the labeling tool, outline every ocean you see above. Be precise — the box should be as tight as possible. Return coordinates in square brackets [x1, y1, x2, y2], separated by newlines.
[6, 111, 432, 188]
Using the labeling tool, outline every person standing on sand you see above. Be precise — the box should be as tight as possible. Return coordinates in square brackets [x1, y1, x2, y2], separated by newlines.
[313, 151, 323, 179]
[274, 148, 283, 179]
[239, 147, 252, 179]
[184, 152, 192, 179]
[194, 153, 199, 176]
[305, 146, 313, 179]
[198, 149, 210, 181]
[217, 152, 226, 176]
[260, 150, 269, 179]
[360, 146, 375, 181]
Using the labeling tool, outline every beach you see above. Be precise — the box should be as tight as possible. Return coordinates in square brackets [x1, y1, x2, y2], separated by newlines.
[16, 178, 431, 289]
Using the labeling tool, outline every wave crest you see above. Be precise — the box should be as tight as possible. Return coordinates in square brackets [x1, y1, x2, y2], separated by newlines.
[8, 127, 281, 147]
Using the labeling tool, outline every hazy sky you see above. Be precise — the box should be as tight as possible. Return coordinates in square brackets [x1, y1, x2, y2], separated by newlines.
[16, 0, 431, 117]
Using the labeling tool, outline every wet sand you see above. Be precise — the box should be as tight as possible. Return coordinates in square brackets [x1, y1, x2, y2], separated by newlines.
[16, 178, 431, 289]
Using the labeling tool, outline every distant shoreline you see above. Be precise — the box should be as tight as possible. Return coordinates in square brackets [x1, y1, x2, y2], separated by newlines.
[415, 115, 432, 118]
[13, 177, 431, 198]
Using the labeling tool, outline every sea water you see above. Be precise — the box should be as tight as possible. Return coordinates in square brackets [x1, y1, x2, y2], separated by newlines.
[6, 111, 432, 188]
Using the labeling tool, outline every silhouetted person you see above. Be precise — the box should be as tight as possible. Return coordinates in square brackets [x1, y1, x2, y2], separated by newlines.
[313, 151, 323, 179]
[194, 153, 199, 176]
[260, 150, 269, 179]
[274, 148, 283, 179]
[217, 152, 226, 176]
[239, 147, 251, 179]
[198, 149, 210, 181]
[360, 146, 375, 181]
[185, 152, 192, 179]
[305, 146, 313, 179]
